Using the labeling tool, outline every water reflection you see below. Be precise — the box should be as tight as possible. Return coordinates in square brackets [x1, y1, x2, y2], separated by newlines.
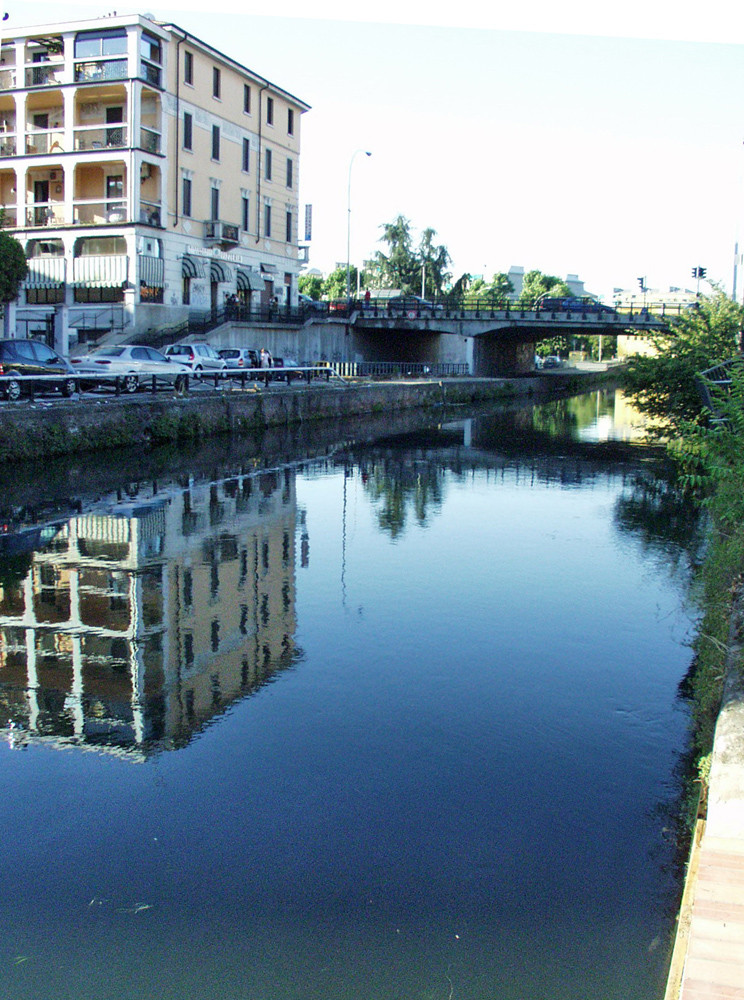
[0, 467, 299, 757]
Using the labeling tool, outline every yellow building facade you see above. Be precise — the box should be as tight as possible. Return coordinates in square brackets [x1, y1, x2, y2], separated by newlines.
[0, 13, 309, 349]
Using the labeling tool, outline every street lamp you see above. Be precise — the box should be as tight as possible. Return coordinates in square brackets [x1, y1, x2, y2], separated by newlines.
[346, 149, 371, 301]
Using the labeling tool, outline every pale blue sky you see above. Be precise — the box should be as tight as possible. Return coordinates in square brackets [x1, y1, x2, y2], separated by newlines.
[6, 0, 744, 299]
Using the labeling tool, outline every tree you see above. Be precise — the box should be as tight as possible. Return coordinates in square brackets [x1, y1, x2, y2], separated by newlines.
[324, 265, 359, 300]
[298, 274, 324, 300]
[366, 216, 451, 295]
[0, 230, 27, 304]
[622, 290, 743, 435]
[518, 270, 570, 307]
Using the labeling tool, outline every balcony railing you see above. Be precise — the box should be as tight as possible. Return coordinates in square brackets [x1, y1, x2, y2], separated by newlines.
[74, 59, 128, 84]
[0, 137, 16, 157]
[139, 62, 161, 87]
[140, 126, 161, 154]
[26, 129, 65, 155]
[25, 202, 66, 227]
[0, 205, 18, 226]
[73, 199, 129, 226]
[204, 220, 240, 245]
[74, 124, 129, 151]
[0, 68, 17, 91]
[26, 64, 65, 87]
[139, 201, 162, 227]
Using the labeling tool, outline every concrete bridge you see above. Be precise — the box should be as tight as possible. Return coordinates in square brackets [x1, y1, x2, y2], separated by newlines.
[302, 303, 670, 377]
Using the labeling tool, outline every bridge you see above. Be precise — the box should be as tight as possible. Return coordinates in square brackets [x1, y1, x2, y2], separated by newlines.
[303, 297, 676, 377]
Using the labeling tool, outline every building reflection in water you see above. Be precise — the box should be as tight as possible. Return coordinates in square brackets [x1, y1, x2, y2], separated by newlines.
[0, 467, 299, 760]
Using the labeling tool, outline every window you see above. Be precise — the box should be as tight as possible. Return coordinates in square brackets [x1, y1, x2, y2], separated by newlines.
[242, 195, 249, 232]
[285, 210, 292, 243]
[287, 108, 294, 135]
[242, 138, 250, 173]
[244, 84, 251, 114]
[212, 66, 221, 98]
[211, 187, 220, 221]
[286, 158, 293, 189]
[74, 28, 126, 58]
[184, 50, 193, 85]
[265, 148, 272, 181]
[264, 203, 271, 238]
[266, 96, 274, 125]
[182, 177, 192, 217]
[183, 111, 193, 150]
[212, 125, 220, 160]
[140, 31, 162, 86]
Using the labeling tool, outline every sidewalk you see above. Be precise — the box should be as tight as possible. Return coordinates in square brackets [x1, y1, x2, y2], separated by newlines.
[666, 596, 744, 999]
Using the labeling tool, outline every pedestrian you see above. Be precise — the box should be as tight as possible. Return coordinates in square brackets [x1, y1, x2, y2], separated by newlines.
[260, 347, 272, 386]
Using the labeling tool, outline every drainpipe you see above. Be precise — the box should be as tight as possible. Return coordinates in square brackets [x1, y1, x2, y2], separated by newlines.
[172, 28, 186, 226]
[256, 81, 269, 244]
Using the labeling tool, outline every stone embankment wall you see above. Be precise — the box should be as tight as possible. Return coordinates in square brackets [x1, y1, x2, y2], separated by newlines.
[0, 373, 608, 462]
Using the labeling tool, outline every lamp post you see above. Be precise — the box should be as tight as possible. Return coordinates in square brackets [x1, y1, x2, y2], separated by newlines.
[346, 149, 371, 301]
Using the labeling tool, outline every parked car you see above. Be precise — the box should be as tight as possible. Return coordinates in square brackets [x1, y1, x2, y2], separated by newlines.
[386, 295, 442, 316]
[298, 293, 327, 313]
[542, 355, 562, 368]
[218, 347, 259, 374]
[0, 339, 77, 401]
[271, 356, 304, 382]
[164, 342, 227, 377]
[70, 344, 191, 393]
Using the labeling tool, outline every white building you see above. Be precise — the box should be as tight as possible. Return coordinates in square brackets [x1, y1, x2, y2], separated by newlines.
[0, 13, 309, 351]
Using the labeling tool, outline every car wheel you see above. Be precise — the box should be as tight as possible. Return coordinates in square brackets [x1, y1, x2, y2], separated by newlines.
[5, 375, 21, 402]
[174, 374, 188, 393]
[61, 377, 77, 398]
[121, 374, 139, 394]
[193, 365, 203, 379]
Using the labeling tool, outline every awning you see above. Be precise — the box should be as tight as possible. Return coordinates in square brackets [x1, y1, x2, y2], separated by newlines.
[24, 257, 66, 288]
[260, 263, 277, 274]
[181, 255, 206, 279]
[236, 268, 264, 292]
[210, 260, 231, 283]
[139, 254, 164, 288]
[72, 255, 128, 288]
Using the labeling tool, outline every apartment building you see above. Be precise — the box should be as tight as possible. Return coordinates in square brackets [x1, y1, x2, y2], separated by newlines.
[0, 13, 309, 351]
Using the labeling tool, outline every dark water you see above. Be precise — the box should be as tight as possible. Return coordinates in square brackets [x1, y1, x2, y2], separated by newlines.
[0, 391, 700, 1000]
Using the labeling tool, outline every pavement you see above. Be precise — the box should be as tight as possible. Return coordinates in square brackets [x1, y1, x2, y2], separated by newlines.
[666, 595, 744, 1000]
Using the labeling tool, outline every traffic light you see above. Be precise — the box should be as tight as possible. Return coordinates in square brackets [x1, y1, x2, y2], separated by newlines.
[699, 266, 707, 279]
[637, 276, 645, 289]
[692, 267, 698, 279]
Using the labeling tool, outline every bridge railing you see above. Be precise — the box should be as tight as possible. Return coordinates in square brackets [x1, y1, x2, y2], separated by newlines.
[317, 296, 694, 321]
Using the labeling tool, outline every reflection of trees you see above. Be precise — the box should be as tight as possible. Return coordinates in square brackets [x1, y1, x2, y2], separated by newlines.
[360, 458, 445, 539]
[614, 464, 705, 579]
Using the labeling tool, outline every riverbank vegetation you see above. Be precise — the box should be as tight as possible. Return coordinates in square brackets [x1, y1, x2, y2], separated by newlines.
[621, 290, 744, 826]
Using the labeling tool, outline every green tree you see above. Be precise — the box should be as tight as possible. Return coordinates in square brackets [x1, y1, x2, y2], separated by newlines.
[0, 230, 28, 304]
[418, 226, 451, 298]
[324, 265, 359, 300]
[518, 270, 570, 308]
[298, 274, 324, 300]
[622, 290, 743, 435]
[367, 216, 451, 295]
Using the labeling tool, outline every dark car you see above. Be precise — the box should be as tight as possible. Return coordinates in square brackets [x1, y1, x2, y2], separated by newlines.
[0, 339, 77, 401]
[537, 296, 615, 314]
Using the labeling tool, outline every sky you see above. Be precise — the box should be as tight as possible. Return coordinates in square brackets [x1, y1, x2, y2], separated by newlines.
[5, 0, 744, 301]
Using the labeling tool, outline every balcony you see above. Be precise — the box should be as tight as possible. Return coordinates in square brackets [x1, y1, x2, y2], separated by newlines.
[25, 63, 65, 88]
[74, 124, 129, 152]
[204, 220, 240, 246]
[139, 126, 161, 154]
[139, 201, 162, 227]
[26, 129, 66, 155]
[74, 59, 128, 84]
[25, 202, 66, 227]
[0, 136, 16, 157]
[0, 205, 18, 226]
[73, 199, 129, 226]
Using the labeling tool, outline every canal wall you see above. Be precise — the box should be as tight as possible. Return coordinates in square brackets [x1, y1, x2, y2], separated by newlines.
[0, 371, 613, 461]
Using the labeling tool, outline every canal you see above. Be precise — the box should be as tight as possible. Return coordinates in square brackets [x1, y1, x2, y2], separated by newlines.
[0, 389, 701, 1000]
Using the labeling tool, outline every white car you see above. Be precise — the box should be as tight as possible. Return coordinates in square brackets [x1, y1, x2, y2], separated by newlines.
[71, 345, 191, 393]
[164, 342, 227, 377]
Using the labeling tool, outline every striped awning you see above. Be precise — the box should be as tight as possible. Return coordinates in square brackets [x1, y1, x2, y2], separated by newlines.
[139, 254, 164, 288]
[72, 255, 128, 288]
[24, 257, 66, 288]
[210, 260, 231, 283]
[181, 255, 206, 279]
[236, 268, 264, 292]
